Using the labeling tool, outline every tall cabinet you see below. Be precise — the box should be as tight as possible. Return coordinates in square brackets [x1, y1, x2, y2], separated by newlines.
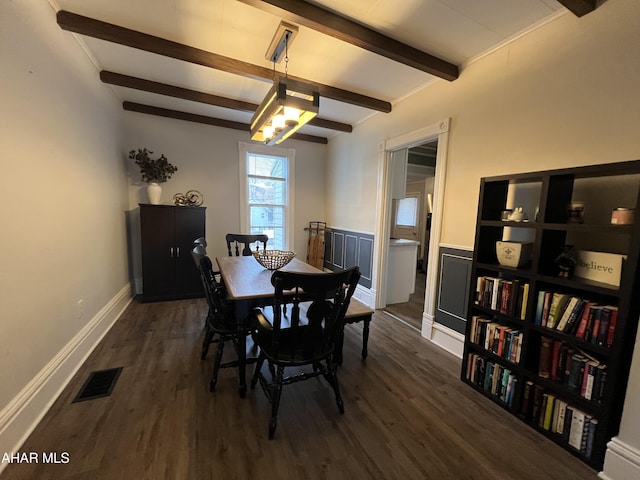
[461, 160, 640, 469]
[140, 204, 206, 301]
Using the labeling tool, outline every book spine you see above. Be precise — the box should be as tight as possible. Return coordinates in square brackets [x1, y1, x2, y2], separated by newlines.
[542, 292, 552, 327]
[538, 336, 553, 378]
[596, 308, 611, 346]
[606, 307, 619, 348]
[565, 299, 587, 335]
[520, 283, 530, 320]
[543, 394, 555, 430]
[550, 340, 562, 381]
[575, 303, 593, 340]
[535, 290, 546, 325]
[520, 380, 534, 420]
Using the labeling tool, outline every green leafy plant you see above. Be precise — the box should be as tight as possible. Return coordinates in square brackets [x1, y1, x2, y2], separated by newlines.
[129, 148, 178, 183]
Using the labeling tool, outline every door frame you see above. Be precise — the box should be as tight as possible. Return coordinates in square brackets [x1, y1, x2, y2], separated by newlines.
[374, 118, 450, 338]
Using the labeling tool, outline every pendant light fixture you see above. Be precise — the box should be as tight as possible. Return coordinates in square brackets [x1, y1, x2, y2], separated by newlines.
[250, 23, 319, 146]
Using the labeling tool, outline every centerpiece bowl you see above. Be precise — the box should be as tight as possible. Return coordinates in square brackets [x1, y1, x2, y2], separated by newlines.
[253, 250, 295, 270]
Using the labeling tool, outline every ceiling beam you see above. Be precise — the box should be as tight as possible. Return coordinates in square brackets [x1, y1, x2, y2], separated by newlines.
[122, 101, 328, 144]
[100, 71, 352, 133]
[56, 10, 391, 113]
[236, 0, 459, 81]
[555, 0, 597, 17]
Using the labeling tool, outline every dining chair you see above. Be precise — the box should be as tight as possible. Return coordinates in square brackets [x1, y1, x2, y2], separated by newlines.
[226, 233, 268, 256]
[250, 266, 361, 439]
[197, 253, 258, 391]
[191, 245, 224, 357]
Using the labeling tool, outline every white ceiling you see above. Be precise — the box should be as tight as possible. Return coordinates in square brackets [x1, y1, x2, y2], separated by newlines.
[52, 0, 568, 142]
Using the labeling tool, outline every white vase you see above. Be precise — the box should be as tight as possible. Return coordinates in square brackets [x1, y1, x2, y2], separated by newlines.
[147, 182, 162, 205]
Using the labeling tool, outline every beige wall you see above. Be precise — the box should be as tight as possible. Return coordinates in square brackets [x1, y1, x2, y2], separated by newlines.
[326, 0, 640, 476]
[123, 113, 327, 290]
[328, 0, 640, 248]
[2, 0, 640, 476]
[0, 0, 127, 411]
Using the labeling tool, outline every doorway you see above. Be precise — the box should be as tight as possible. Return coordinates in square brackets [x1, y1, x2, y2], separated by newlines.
[374, 119, 450, 341]
[384, 141, 437, 331]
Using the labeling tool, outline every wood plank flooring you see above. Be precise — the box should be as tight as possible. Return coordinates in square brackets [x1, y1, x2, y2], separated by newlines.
[1, 298, 598, 480]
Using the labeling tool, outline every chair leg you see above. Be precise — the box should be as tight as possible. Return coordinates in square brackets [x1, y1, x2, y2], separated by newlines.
[210, 339, 225, 392]
[326, 360, 344, 414]
[361, 319, 370, 359]
[268, 365, 285, 439]
[251, 354, 266, 389]
[201, 325, 214, 360]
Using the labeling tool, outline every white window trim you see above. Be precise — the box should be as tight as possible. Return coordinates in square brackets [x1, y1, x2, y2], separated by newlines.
[238, 142, 295, 250]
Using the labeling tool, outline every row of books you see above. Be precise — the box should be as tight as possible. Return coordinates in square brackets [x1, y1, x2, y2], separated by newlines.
[520, 381, 598, 459]
[535, 291, 618, 347]
[469, 315, 523, 364]
[466, 354, 518, 407]
[538, 336, 608, 403]
[475, 276, 530, 319]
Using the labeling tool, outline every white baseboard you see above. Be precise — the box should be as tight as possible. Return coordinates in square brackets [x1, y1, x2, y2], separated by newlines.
[599, 437, 640, 480]
[422, 313, 464, 359]
[354, 285, 376, 309]
[0, 284, 132, 473]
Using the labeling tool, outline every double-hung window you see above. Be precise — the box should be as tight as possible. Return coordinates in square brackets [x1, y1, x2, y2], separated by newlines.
[239, 143, 294, 250]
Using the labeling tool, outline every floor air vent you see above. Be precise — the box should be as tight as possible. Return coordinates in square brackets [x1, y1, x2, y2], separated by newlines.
[73, 367, 123, 403]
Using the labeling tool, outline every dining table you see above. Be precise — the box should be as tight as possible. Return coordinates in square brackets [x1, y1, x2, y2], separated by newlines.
[215, 255, 323, 397]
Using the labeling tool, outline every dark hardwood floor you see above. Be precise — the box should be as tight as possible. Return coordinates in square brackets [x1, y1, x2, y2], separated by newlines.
[1, 297, 597, 479]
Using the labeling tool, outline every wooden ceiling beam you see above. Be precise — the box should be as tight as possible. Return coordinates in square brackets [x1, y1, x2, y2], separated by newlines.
[555, 0, 597, 17]
[57, 10, 391, 113]
[236, 0, 459, 81]
[100, 71, 352, 133]
[122, 101, 328, 144]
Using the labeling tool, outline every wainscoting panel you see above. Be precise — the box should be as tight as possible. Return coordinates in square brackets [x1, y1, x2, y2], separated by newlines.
[324, 228, 374, 288]
[435, 247, 473, 334]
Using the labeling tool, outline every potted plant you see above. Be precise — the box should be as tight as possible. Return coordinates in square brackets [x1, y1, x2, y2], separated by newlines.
[129, 148, 178, 205]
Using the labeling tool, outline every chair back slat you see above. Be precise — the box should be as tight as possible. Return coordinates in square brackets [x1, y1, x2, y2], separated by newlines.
[226, 233, 268, 256]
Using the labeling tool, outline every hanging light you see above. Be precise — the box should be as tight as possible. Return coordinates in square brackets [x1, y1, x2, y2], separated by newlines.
[250, 23, 319, 146]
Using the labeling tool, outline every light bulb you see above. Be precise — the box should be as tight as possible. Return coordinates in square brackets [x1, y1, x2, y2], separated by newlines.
[263, 125, 274, 140]
[284, 106, 300, 126]
[272, 114, 285, 130]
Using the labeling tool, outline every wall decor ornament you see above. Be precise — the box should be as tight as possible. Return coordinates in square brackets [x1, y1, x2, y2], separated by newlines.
[173, 190, 204, 207]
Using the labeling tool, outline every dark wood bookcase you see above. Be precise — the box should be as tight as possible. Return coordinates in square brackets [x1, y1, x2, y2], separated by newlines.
[139, 204, 206, 301]
[461, 160, 640, 469]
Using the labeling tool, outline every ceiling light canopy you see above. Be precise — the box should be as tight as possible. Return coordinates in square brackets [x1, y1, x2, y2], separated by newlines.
[250, 76, 319, 145]
[265, 21, 298, 64]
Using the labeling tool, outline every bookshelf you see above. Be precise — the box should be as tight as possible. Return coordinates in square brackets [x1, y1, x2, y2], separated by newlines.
[461, 160, 640, 469]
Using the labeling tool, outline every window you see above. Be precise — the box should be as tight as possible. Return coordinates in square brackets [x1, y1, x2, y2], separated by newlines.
[239, 143, 294, 250]
[396, 196, 418, 227]
[391, 192, 420, 240]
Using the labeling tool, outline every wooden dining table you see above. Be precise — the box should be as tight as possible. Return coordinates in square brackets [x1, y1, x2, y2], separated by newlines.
[215, 255, 323, 397]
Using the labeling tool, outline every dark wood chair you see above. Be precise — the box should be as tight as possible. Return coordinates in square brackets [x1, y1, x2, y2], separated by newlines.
[250, 266, 361, 439]
[226, 233, 268, 256]
[196, 254, 258, 391]
[192, 244, 226, 338]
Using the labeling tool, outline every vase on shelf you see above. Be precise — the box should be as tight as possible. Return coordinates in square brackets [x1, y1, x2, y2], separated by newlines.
[147, 182, 162, 205]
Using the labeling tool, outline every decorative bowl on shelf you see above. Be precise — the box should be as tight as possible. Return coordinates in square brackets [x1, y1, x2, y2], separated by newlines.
[496, 241, 533, 268]
[253, 250, 295, 270]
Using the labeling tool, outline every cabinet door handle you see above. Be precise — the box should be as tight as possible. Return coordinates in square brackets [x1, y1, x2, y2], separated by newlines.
[176, 247, 180, 257]
[170, 247, 174, 257]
